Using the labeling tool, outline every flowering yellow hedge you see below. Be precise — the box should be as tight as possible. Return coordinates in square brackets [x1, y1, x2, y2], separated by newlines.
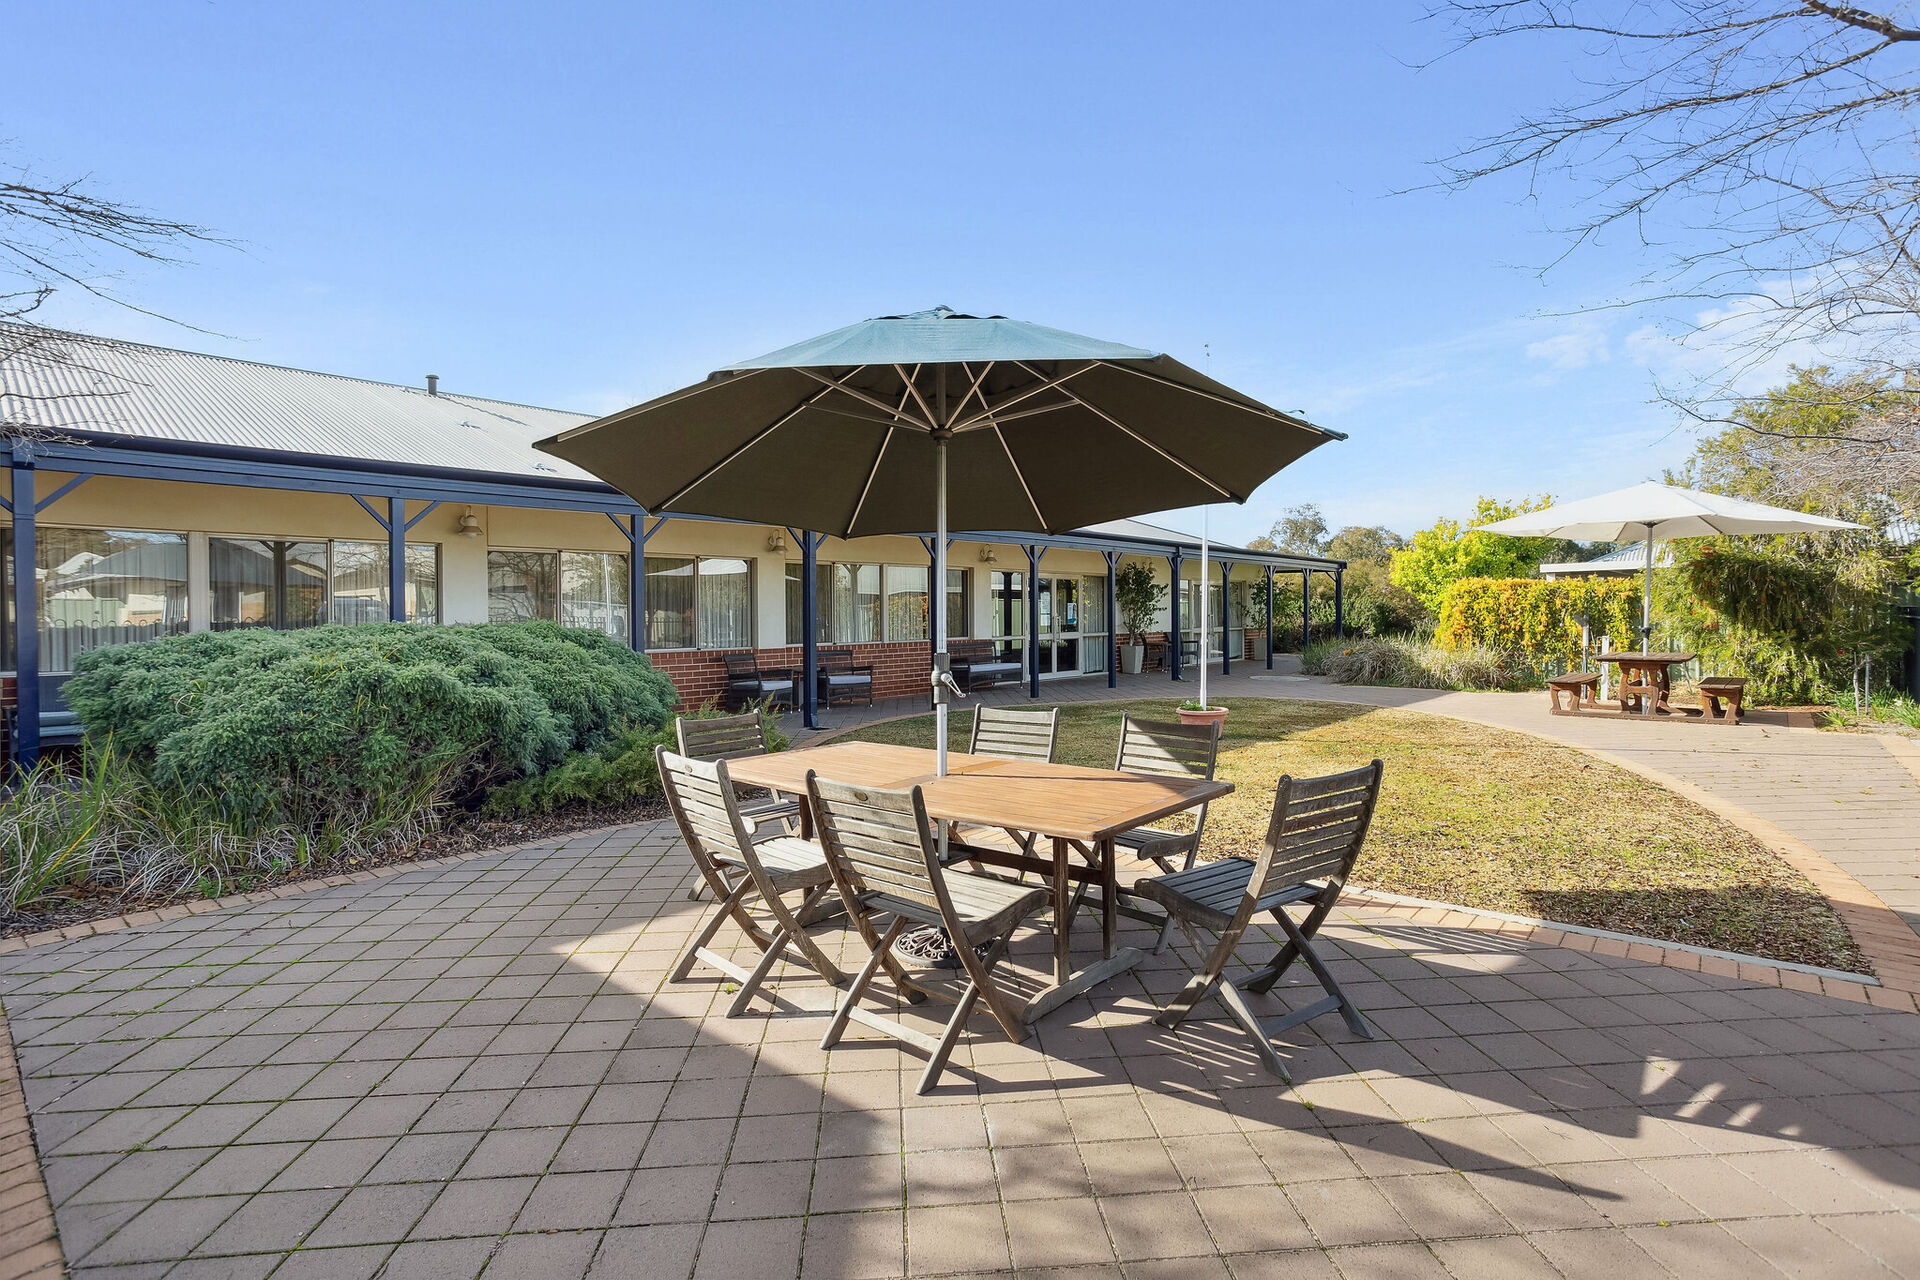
[1435, 577, 1639, 666]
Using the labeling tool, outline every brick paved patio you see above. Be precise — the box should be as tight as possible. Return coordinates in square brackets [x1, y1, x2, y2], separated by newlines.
[4, 819, 1919, 1278]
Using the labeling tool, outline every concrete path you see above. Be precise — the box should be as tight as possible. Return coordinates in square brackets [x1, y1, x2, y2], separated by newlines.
[4, 824, 1920, 1278]
[792, 665, 1920, 985]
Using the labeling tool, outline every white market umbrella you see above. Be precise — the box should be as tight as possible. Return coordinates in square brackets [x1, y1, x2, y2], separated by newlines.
[1478, 481, 1861, 647]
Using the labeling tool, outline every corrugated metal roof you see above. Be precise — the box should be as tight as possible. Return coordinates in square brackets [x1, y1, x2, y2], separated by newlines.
[1538, 542, 1671, 574]
[0, 327, 599, 483]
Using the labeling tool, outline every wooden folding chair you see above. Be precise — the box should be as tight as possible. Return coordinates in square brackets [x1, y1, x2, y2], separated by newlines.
[656, 748, 847, 1016]
[805, 771, 1050, 1095]
[676, 711, 802, 901]
[1138, 760, 1384, 1082]
[949, 706, 1060, 866]
[1099, 714, 1220, 951]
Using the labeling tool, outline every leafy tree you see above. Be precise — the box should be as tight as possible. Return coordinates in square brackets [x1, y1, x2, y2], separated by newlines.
[1389, 496, 1566, 612]
[1326, 525, 1405, 565]
[1257, 503, 1329, 557]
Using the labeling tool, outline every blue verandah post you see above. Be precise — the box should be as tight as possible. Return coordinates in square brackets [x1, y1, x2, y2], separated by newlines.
[1168, 552, 1184, 682]
[1025, 545, 1041, 700]
[801, 530, 820, 730]
[11, 450, 38, 766]
[1104, 550, 1119, 690]
[387, 496, 407, 622]
[1335, 567, 1345, 640]
[1265, 568, 1275, 670]
[1301, 570, 1311, 653]
[1219, 559, 1231, 677]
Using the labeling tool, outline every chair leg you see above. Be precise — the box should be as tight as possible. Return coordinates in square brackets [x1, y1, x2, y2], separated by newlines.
[728, 924, 790, 1017]
[757, 882, 848, 988]
[917, 981, 981, 1095]
[672, 880, 755, 983]
[1245, 895, 1336, 995]
[1213, 976, 1293, 1082]
[1153, 968, 1220, 1031]
[822, 917, 906, 1050]
[1274, 909, 1373, 1040]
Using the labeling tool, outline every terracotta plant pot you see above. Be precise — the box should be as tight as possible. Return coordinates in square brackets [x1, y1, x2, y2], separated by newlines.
[1176, 705, 1229, 730]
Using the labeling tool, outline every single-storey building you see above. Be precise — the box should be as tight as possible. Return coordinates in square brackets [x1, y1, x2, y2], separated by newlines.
[0, 329, 1346, 760]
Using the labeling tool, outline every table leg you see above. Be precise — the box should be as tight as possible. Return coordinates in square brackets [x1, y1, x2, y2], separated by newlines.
[1053, 837, 1071, 986]
[1100, 837, 1117, 961]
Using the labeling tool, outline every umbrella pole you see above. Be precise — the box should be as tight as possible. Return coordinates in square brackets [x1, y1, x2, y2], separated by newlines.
[1199, 506, 1209, 709]
[935, 431, 950, 777]
[1642, 522, 1655, 649]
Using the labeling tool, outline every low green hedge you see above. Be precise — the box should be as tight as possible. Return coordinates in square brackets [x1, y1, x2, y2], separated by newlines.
[66, 621, 678, 831]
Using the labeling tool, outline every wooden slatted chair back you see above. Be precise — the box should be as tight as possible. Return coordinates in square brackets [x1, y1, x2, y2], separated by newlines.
[1115, 714, 1219, 781]
[676, 712, 772, 763]
[655, 748, 755, 875]
[1250, 760, 1384, 904]
[805, 773, 946, 919]
[968, 705, 1059, 763]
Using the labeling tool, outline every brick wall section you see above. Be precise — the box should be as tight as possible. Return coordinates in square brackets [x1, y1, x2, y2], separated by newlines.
[647, 642, 936, 710]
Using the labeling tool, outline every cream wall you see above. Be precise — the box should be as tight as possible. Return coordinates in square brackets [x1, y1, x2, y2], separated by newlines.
[4, 471, 1293, 651]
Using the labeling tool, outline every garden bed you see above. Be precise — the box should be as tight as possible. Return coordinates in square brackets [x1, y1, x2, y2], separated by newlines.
[838, 697, 1868, 972]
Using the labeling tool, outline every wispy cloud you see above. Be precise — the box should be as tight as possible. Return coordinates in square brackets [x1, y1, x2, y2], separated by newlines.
[1524, 322, 1609, 371]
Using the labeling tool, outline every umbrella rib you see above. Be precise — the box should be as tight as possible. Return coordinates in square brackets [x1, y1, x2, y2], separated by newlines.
[656, 382, 838, 512]
[795, 367, 935, 430]
[948, 361, 1094, 432]
[895, 364, 939, 432]
[1099, 360, 1329, 432]
[845, 429, 892, 536]
[991, 423, 1048, 530]
[1033, 373, 1237, 501]
[545, 368, 765, 444]
[947, 361, 995, 429]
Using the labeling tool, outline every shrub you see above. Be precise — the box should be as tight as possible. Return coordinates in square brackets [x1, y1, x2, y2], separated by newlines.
[1434, 577, 1638, 668]
[485, 700, 789, 818]
[65, 622, 678, 833]
[1302, 635, 1540, 691]
[1663, 541, 1910, 702]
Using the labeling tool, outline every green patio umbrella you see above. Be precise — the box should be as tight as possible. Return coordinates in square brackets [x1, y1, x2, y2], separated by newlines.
[538, 306, 1341, 772]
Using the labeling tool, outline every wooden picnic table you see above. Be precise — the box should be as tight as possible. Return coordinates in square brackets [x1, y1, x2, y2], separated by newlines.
[1595, 650, 1697, 716]
[727, 739, 1232, 1023]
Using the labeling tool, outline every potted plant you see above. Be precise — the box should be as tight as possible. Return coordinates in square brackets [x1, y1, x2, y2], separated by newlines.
[1177, 697, 1229, 729]
[1237, 579, 1269, 662]
[1115, 560, 1166, 675]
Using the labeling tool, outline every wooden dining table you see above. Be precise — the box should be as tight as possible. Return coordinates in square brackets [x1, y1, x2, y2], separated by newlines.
[726, 740, 1232, 1023]
[1595, 650, 1698, 716]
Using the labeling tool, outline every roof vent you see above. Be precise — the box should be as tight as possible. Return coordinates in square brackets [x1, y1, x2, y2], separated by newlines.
[426, 374, 440, 396]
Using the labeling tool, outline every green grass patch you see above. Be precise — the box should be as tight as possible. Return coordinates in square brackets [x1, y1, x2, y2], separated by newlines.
[839, 697, 1866, 973]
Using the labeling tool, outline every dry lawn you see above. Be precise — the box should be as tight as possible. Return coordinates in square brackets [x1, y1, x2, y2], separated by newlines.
[839, 697, 1866, 973]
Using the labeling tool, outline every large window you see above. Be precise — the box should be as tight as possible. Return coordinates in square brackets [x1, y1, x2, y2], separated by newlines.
[39, 528, 189, 672]
[991, 570, 1025, 664]
[786, 561, 966, 646]
[492, 549, 631, 640]
[639, 554, 749, 650]
[213, 538, 438, 631]
[562, 551, 629, 639]
[946, 568, 970, 640]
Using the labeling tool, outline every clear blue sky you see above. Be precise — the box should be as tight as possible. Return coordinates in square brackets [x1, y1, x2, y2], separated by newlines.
[12, 2, 1783, 545]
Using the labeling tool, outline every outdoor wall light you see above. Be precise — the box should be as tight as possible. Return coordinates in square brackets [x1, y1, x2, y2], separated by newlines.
[978, 547, 998, 564]
[766, 529, 788, 553]
[457, 508, 483, 538]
